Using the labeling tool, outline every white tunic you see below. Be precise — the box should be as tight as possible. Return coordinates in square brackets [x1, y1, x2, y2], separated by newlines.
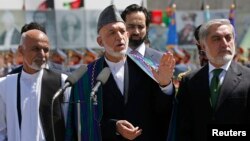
[0, 69, 71, 141]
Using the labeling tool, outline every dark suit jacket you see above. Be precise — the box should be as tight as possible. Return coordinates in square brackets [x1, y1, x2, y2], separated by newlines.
[176, 61, 250, 141]
[101, 56, 174, 141]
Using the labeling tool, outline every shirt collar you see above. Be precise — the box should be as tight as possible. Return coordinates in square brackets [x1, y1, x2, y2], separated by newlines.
[105, 57, 126, 72]
[127, 43, 146, 56]
[208, 59, 232, 73]
[21, 69, 44, 81]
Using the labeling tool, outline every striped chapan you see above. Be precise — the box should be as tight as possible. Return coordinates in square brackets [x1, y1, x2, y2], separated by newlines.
[65, 57, 105, 141]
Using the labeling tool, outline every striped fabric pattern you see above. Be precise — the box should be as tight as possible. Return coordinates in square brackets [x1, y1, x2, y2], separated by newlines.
[65, 58, 104, 141]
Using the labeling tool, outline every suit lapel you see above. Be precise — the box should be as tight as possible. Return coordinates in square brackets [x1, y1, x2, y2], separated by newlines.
[216, 61, 242, 111]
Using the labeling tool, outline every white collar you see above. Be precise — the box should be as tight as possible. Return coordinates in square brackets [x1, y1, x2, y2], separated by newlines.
[21, 69, 44, 81]
[105, 57, 126, 71]
[208, 59, 232, 73]
[127, 43, 146, 56]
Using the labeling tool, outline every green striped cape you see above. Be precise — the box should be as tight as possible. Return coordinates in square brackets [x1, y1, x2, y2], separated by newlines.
[65, 57, 105, 141]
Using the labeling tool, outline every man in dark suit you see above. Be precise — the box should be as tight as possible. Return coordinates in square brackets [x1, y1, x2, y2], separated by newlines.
[65, 5, 175, 141]
[121, 4, 163, 65]
[175, 19, 250, 141]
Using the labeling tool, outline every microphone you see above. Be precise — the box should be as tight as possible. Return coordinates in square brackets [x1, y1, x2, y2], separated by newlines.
[53, 65, 88, 101]
[51, 65, 87, 141]
[91, 67, 111, 105]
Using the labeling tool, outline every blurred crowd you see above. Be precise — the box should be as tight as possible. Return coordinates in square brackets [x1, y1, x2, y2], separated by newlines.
[1, 44, 250, 80]
[0, 48, 101, 77]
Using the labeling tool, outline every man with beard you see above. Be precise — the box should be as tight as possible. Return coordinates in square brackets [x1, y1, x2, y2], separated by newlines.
[0, 29, 71, 141]
[121, 4, 163, 66]
[175, 19, 250, 141]
[65, 5, 175, 141]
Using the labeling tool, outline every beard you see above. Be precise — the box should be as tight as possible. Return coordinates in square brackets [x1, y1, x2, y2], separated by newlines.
[129, 35, 146, 49]
[24, 57, 47, 71]
[206, 48, 235, 66]
[105, 43, 128, 58]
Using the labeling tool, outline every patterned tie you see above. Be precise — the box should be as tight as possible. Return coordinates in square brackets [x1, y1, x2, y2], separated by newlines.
[210, 69, 223, 109]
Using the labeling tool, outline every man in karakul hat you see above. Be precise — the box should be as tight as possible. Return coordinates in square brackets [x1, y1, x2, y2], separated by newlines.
[65, 5, 175, 141]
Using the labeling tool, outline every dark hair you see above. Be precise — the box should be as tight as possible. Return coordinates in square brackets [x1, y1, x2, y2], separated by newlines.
[194, 24, 202, 42]
[121, 4, 150, 28]
[21, 22, 46, 34]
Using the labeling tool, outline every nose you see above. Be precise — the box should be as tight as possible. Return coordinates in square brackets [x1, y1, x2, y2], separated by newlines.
[116, 31, 124, 40]
[220, 37, 228, 48]
[133, 27, 140, 34]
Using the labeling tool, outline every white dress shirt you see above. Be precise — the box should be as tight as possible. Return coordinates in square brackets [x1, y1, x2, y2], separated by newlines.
[127, 43, 146, 56]
[208, 60, 232, 86]
[105, 58, 126, 95]
[0, 69, 71, 141]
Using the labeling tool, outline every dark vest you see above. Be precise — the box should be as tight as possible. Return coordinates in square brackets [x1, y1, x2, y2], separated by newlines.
[40, 69, 65, 141]
[18, 69, 65, 141]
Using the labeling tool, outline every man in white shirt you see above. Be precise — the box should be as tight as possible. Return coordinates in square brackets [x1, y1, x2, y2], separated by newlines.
[0, 27, 71, 141]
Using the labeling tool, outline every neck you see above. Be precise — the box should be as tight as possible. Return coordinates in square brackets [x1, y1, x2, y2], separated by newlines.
[105, 54, 126, 63]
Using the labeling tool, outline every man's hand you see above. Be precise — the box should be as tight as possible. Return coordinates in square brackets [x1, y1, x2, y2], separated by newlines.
[116, 120, 142, 140]
[152, 52, 175, 86]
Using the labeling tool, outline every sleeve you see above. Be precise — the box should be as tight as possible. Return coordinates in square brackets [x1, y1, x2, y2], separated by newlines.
[153, 81, 174, 141]
[175, 77, 192, 141]
[160, 82, 175, 95]
[101, 118, 119, 140]
[0, 78, 7, 141]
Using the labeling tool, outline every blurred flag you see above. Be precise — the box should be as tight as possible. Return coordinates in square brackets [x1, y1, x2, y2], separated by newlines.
[63, 0, 84, 9]
[151, 10, 162, 25]
[229, 3, 237, 43]
[166, 4, 178, 50]
[162, 6, 172, 27]
[38, 0, 54, 10]
[204, 4, 210, 22]
[22, 0, 26, 10]
[229, 3, 236, 28]
[200, 0, 205, 10]
[25, 0, 54, 10]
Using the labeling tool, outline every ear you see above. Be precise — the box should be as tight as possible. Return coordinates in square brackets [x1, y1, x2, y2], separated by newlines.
[97, 36, 104, 47]
[18, 45, 23, 55]
[199, 41, 206, 51]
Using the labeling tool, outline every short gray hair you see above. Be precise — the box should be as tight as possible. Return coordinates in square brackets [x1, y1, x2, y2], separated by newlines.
[199, 19, 235, 44]
[19, 32, 27, 46]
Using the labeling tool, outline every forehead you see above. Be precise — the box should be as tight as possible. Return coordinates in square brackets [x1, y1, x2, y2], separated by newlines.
[23, 30, 49, 47]
[207, 24, 233, 37]
[100, 22, 126, 32]
[126, 11, 146, 23]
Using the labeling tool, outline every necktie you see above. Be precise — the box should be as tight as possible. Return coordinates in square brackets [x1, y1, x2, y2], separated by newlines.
[210, 69, 223, 109]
